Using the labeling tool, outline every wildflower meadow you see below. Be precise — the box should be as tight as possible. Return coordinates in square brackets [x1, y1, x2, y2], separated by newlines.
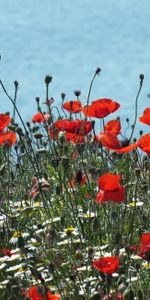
[0, 68, 149, 299]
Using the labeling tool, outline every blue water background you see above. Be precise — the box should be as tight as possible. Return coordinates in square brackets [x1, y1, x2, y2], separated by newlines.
[0, 0, 150, 135]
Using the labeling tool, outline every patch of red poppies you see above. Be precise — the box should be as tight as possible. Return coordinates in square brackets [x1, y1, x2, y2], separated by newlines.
[92, 256, 119, 274]
[95, 173, 125, 203]
[54, 119, 93, 135]
[82, 98, 120, 118]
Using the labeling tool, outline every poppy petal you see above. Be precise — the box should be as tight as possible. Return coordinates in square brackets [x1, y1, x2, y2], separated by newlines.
[63, 101, 82, 113]
[139, 108, 150, 126]
[137, 133, 150, 155]
[98, 173, 121, 191]
[104, 119, 121, 135]
[0, 114, 11, 132]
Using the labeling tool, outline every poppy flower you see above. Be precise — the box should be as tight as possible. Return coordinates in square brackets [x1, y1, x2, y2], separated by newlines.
[96, 132, 137, 153]
[32, 112, 50, 123]
[0, 131, 16, 147]
[54, 119, 93, 135]
[92, 256, 119, 274]
[137, 133, 150, 155]
[138, 232, 150, 261]
[28, 286, 61, 300]
[139, 108, 150, 126]
[95, 173, 125, 203]
[104, 119, 121, 135]
[82, 98, 120, 118]
[63, 100, 82, 113]
[65, 132, 85, 144]
[0, 113, 11, 132]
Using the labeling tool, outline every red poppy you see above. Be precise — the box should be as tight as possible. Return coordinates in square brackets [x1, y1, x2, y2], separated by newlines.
[139, 108, 150, 126]
[32, 112, 50, 123]
[104, 119, 121, 135]
[28, 286, 61, 300]
[96, 132, 137, 153]
[65, 132, 85, 144]
[54, 119, 93, 135]
[82, 98, 120, 118]
[0, 114, 11, 132]
[137, 134, 150, 155]
[95, 173, 125, 203]
[0, 131, 16, 147]
[92, 256, 119, 274]
[63, 100, 82, 113]
[138, 232, 150, 261]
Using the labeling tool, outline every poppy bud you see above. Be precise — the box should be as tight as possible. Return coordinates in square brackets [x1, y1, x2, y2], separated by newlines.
[45, 75, 52, 85]
[61, 93, 65, 101]
[95, 67, 101, 75]
[139, 130, 143, 136]
[139, 74, 144, 85]
[35, 97, 40, 103]
[74, 90, 81, 97]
